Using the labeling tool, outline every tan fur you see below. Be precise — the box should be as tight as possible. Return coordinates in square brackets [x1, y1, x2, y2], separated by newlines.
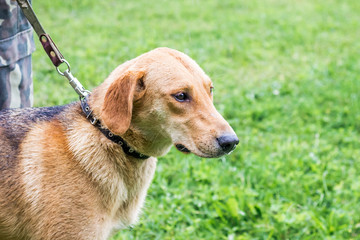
[0, 47, 237, 239]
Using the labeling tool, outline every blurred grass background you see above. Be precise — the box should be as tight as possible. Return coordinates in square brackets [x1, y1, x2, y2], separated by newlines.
[31, 0, 360, 239]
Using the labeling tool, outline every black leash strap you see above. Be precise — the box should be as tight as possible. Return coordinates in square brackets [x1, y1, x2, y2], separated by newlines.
[16, 0, 90, 99]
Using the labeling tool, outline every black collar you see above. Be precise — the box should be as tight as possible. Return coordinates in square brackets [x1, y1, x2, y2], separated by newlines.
[80, 96, 150, 160]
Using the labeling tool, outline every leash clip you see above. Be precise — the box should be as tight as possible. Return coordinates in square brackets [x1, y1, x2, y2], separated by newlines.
[57, 59, 90, 99]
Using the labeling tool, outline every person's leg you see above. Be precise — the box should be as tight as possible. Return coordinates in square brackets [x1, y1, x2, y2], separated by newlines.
[0, 55, 33, 110]
[18, 55, 33, 108]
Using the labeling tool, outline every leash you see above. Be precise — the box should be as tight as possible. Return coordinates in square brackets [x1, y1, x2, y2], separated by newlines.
[15, 0, 90, 99]
[16, 0, 149, 160]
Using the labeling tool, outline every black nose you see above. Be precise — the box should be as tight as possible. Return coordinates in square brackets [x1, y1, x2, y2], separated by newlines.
[217, 134, 239, 153]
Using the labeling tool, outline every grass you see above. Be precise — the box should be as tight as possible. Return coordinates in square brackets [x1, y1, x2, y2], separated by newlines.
[31, 0, 360, 239]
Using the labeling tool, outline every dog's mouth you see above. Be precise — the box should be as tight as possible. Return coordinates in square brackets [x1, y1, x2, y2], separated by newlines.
[175, 142, 235, 158]
[175, 144, 191, 154]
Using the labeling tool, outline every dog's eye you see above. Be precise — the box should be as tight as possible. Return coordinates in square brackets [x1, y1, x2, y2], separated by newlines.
[173, 92, 189, 102]
[210, 86, 214, 95]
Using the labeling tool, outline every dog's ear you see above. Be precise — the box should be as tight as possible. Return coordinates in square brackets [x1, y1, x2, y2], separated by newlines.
[101, 71, 145, 135]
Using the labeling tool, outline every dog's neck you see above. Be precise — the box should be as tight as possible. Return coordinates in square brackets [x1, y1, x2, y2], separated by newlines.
[80, 96, 150, 159]
[85, 91, 173, 158]
[121, 125, 173, 157]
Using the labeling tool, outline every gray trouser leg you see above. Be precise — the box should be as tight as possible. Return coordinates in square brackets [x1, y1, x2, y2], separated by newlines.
[0, 55, 33, 110]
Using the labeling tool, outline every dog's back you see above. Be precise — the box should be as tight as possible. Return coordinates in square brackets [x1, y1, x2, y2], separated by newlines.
[0, 106, 68, 176]
[0, 106, 70, 239]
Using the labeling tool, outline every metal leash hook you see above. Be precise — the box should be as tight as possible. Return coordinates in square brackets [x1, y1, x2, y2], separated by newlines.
[56, 59, 90, 99]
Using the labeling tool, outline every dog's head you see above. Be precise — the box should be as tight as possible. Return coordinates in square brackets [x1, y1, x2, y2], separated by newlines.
[91, 48, 238, 158]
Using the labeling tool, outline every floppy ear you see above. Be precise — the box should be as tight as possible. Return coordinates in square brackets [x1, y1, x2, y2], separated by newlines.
[101, 71, 144, 135]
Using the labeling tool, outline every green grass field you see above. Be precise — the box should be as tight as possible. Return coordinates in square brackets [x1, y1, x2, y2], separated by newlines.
[31, 0, 360, 239]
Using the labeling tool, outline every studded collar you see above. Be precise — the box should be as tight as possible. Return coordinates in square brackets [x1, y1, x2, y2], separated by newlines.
[80, 96, 150, 160]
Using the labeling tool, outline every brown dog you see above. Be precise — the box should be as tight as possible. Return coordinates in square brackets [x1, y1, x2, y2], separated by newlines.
[0, 48, 238, 240]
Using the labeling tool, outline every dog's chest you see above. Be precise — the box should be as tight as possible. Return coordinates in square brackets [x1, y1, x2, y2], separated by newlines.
[103, 156, 157, 231]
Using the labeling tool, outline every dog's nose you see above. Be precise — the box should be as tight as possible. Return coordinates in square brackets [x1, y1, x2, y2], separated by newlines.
[217, 134, 239, 153]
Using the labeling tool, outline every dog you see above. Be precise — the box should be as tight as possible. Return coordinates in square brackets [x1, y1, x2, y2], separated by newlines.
[0, 47, 238, 240]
